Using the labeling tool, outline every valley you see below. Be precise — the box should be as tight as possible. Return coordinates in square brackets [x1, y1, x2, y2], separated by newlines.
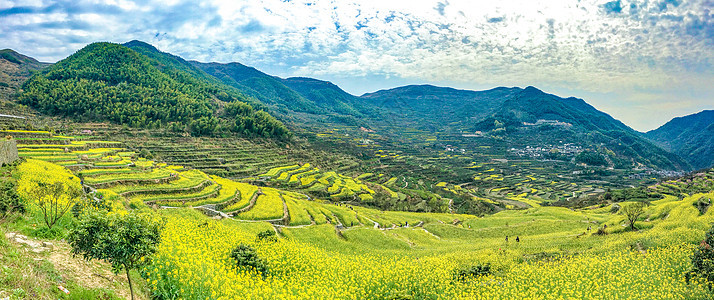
[0, 40, 712, 300]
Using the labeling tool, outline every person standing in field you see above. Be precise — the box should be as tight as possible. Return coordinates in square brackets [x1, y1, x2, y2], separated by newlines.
[516, 236, 520, 242]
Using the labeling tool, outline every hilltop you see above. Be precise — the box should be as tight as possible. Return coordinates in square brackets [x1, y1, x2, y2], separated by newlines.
[646, 110, 714, 170]
[0, 49, 49, 88]
[18, 42, 289, 139]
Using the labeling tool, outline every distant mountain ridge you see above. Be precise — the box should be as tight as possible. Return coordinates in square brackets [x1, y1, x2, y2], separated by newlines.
[360, 84, 690, 170]
[646, 110, 714, 170]
[0, 49, 49, 88]
[3, 40, 697, 170]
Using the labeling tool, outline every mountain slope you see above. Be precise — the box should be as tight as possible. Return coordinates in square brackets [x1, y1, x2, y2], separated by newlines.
[0, 49, 51, 113]
[280, 77, 365, 117]
[190, 62, 323, 115]
[646, 110, 714, 170]
[192, 61, 367, 126]
[0, 49, 49, 88]
[360, 85, 689, 170]
[361, 85, 518, 131]
[19, 42, 289, 138]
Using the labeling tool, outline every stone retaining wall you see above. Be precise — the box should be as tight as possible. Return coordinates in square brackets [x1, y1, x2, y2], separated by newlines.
[0, 139, 19, 166]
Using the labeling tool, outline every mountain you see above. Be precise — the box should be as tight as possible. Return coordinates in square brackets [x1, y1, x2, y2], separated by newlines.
[280, 77, 365, 117]
[8, 40, 689, 170]
[0, 49, 49, 88]
[190, 62, 323, 116]
[192, 62, 366, 126]
[646, 110, 714, 170]
[361, 85, 518, 131]
[361, 85, 690, 170]
[19, 42, 289, 139]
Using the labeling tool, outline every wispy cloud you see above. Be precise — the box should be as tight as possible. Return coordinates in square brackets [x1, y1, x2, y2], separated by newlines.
[0, 0, 712, 130]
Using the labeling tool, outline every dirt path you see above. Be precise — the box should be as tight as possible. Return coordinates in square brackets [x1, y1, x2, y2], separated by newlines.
[47, 240, 147, 300]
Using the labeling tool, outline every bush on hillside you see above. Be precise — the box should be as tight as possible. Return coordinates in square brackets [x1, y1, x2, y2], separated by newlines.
[0, 179, 24, 219]
[693, 197, 711, 215]
[256, 230, 278, 243]
[686, 226, 714, 288]
[453, 263, 491, 282]
[230, 243, 269, 277]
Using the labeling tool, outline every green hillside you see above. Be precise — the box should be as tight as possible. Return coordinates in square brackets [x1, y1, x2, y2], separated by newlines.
[646, 110, 714, 170]
[18, 42, 289, 139]
[360, 85, 690, 171]
[191, 61, 323, 115]
[0, 49, 49, 88]
[5, 130, 714, 299]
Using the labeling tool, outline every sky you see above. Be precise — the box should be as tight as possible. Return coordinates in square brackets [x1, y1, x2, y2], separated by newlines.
[1, 0, 712, 131]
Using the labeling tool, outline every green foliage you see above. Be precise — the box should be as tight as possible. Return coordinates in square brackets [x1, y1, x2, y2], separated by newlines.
[453, 263, 492, 282]
[694, 197, 711, 215]
[230, 243, 269, 277]
[19, 42, 290, 140]
[71, 196, 113, 217]
[604, 186, 663, 202]
[67, 211, 164, 299]
[0, 179, 24, 219]
[687, 225, 714, 287]
[256, 229, 278, 243]
[138, 149, 153, 159]
[646, 110, 714, 170]
[575, 151, 607, 166]
[621, 202, 646, 231]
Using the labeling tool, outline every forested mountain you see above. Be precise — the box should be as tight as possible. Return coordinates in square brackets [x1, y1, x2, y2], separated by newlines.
[190, 61, 323, 115]
[192, 62, 367, 126]
[5, 40, 694, 171]
[360, 85, 518, 131]
[361, 85, 690, 170]
[646, 110, 714, 170]
[280, 77, 365, 117]
[0, 49, 49, 88]
[19, 42, 289, 139]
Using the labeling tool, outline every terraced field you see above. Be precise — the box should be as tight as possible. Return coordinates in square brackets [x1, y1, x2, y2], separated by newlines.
[12, 128, 714, 299]
[16, 132, 427, 229]
[258, 164, 377, 200]
[132, 137, 362, 179]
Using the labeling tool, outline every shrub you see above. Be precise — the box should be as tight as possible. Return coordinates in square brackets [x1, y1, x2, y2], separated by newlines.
[453, 263, 491, 282]
[0, 179, 24, 219]
[686, 225, 714, 288]
[138, 149, 153, 159]
[72, 196, 113, 217]
[256, 230, 278, 243]
[693, 197, 711, 215]
[230, 243, 268, 277]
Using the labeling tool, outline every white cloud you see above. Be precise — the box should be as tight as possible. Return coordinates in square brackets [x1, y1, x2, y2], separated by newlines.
[0, 0, 712, 130]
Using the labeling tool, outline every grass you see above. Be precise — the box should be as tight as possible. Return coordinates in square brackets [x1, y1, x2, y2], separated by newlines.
[107, 170, 210, 195]
[84, 168, 175, 185]
[234, 188, 284, 220]
[220, 183, 260, 212]
[135, 183, 220, 204]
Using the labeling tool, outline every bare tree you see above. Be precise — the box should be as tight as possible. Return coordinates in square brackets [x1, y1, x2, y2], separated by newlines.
[621, 202, 646, 231]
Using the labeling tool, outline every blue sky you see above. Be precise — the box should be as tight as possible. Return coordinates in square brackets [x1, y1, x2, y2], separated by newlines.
[1, 0, 712, 131]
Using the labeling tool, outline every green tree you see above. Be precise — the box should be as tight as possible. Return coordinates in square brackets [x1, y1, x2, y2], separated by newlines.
[24, 181, 82, 229]
[0, 179, 24, 219]
[67, 212, 164, 300]
[687, 225, 714, 288]
[230, 243, 269, 278]
[621, 202, 646, 231]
